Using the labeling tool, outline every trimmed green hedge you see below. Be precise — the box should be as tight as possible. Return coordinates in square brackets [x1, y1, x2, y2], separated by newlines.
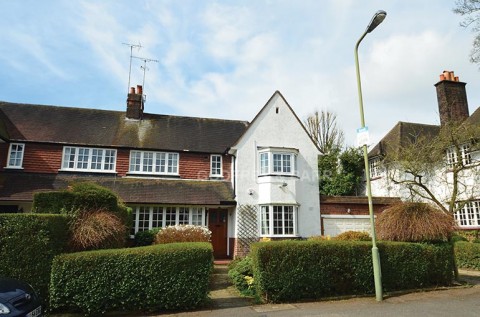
[455, 241, 480, 270]
[251, 240, 454, 302]
[0, 214, 70, 305]
[50, 242, 213, 316]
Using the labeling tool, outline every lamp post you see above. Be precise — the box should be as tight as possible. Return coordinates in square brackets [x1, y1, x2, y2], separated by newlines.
[354, 10, 387, 302]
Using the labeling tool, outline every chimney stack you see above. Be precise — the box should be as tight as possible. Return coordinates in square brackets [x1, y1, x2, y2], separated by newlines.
[435, 70, 469, 126]
[126, 85, 144, 120]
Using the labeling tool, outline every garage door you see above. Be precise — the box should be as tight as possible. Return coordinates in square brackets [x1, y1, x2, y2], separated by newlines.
[323, 217, 371, 237]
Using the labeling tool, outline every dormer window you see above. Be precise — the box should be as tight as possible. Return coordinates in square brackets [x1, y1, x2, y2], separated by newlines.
[369, 157, 383, 178]
[129, 150, 179, 175]
[446, 143, 472, 167]
[61, 146, 116, 172]
[258, 148, 298, 176]
[7, 143, 25, 168]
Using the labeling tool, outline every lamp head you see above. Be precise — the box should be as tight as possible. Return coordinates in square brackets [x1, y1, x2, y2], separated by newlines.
[366, 10, 387, 33]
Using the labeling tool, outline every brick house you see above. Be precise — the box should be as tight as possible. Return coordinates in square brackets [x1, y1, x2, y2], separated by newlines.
[368, 71, 480, 230]
[0, 88, 321, 258]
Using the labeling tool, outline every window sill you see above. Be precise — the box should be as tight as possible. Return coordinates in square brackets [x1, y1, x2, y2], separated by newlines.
[209, 175, 224, 180]
[58, 169, 117, 174]
[126, 173, 180, 178]
[258, 174, 299, 178]
[4, 166, 24, 170]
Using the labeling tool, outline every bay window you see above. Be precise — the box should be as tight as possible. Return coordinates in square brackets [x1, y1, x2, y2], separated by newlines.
[258, 149, 298, 176]
[260, 205, 297, 236]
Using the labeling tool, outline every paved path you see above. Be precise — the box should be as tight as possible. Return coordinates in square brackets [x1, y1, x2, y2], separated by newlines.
[155, 268, 480, 317]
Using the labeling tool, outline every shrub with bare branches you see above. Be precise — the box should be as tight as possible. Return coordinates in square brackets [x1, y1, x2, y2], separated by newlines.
[69, 209, 127, 251]
[376, 202, 455, 242]
[154, 225, 211, 244]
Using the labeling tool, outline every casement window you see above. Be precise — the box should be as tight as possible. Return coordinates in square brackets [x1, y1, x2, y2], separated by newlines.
[369, 157, 382, 178]
[62, 147, 116, 172]
[6, 143, 25, 168]
[260, 205, 297, 236]
[129, 151, 179, 175]
[258, 149, 298, 176]
[446, 143, 472, 167]
[210, 155, 222, 177]
[132, 206, 206, 233]
[455, 200, 480, 227]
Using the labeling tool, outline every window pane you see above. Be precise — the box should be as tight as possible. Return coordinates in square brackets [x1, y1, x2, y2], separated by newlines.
[261, 206, 270, 235]
[143, 152, 153, 172]
[211, 155, 222, 176]
[165, 207, 176, 226]
[168, 153, 178, 173]
[284, 206, 294, 235]
[260, 153, 269, 174]
[179, 207, 189, 225]
[63, 147, 75, 169]
[8, 144, 24, 167]
[152, 206, 163, 228]
[191, 207, 203, 226]
[273, 206, 283, 235]
[90, 149, 103, 170]
[137, 206, 150, 232]
[282, 154, 291, 173]
[130, 151, 141, 172]
[104, 150, 116, 170]
[155, 153, 166, 173]
[273, 154, 282, 173]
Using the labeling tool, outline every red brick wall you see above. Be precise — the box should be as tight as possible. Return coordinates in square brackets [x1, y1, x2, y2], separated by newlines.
[1, 142, 232, 181]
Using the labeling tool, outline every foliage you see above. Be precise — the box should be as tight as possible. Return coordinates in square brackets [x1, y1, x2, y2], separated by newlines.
[134, 227, 161, 246]
[250, 240, 454, 303]
[33, 182, 132, 251]
[304, 110, 344, 155]
[450, 234, 469, 243]
[228, 256, 256, 296]
[69, 209, 127, 251]
[454, 0, 480, 65]
[454, 241, 480, 270]
[0, 214, 70, 307]
[384, 121, 480, 214]
[318, 146, 364, 196]
[307, 235, 332, 241]
[376, 202, 455, 242]
[334, 231, 371, 241]
[154, 225, 211, 244]
[49, 242, 213, 316]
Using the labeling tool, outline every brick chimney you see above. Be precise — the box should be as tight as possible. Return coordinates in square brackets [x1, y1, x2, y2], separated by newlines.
[435, 70, 469, 126]
[126, 85, 144, 120]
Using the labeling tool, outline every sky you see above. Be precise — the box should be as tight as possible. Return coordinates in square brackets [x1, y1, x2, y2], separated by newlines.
[0, 0, 479, 147]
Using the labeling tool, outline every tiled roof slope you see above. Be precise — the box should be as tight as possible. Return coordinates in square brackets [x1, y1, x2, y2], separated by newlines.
[0, 172, 235, 205]
[0, 102, 248, 153]
[369, 121, 440, 158]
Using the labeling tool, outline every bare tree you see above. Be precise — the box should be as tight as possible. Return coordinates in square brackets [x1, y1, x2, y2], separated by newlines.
[304, 110, 345, 155]
[454, 0, 480, 65]
[384, 121, 480, 214]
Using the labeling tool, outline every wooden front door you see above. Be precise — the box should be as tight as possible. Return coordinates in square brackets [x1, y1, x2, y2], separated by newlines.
[208, 209, 228, 259]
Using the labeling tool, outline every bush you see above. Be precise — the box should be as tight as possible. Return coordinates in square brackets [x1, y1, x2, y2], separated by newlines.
[50, 242, 213, 316]
[154, 225, 211, 244]
[376, 202, 455, 242]
[69, 209, 127, 251]
[250, 240, 454, 302]
[0, 214, 70, 306]
[334, 231, 371, 241]
[228, 257, 255, 296]
[307, 235, 331, 241]
[134, 228, 161, 246]
[450, 234, 468, 243]
[454, 241, 480, 270]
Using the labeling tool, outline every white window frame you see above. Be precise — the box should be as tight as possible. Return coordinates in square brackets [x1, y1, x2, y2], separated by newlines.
[259, 205, 298, 237]
[258, 149, 298, 176]
[6, 143, 25, 169]
[455, 200, 480, 228]
[369, 157, 382, 178]
[129, 150, 179, 175]
[210, 154, 223, 177]
[61, 146, 116, 172]
[446, 143, 472, 167]
[132, 205, 206, 233]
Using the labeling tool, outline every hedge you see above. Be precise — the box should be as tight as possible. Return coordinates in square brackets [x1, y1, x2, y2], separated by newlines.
[50, 242, 213, 316]
[454, 241, 480, 270]
[0, 214, 70, 306]
[251, 240, 454, 302]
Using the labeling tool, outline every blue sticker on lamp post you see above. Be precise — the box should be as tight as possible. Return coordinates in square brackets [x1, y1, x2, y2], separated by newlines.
[356, 126, 370, 147]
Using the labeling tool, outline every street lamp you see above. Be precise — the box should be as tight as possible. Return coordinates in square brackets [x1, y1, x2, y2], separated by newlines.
[354, 10, 387, 302]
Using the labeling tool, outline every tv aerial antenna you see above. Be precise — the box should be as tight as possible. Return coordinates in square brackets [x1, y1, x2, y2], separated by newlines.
[122, 42, 142, 93]
[132, 56, 159, 96]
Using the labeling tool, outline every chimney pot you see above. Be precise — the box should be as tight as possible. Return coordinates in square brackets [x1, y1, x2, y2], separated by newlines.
[130, 87, 135, 94]
[439, 74, 445, 81]
[137, 85, 143, 95]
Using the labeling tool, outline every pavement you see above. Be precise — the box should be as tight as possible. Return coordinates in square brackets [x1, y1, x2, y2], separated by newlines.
[152, 267, 480, 317]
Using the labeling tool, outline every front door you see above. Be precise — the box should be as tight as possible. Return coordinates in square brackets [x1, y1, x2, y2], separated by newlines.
[208, 209, 228, 259]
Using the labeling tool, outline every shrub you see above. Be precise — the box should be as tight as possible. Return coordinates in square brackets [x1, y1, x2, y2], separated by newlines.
[334, 231, 371, 241]
[69, 209, 127, 251]
[134, 228, 161, 246]
[450, 234, 468, 243]
[0, 214, 69, 306]
[307, 235, 331, 241]
[228, 257, 255, 296]
[250, 240, 454, 302]
[50, 242, 213, 316]
[154, 225, 211, 244]
[454, 241, 480, 270]
[376, 202, 455, 242]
